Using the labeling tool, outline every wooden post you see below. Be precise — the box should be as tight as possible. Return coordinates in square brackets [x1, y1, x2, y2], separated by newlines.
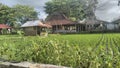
[77, 25, 79, 32]
[36, 26, 37, 35]
[82, 25, 83, 31]
[56, 25, 58, 33]
[55, 25, 57, 33]
[85, 24, 87, 31]
[114, 23, 115, 30]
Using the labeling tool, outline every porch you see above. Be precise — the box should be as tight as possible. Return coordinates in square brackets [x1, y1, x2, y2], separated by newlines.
[52, 24, 86, 33]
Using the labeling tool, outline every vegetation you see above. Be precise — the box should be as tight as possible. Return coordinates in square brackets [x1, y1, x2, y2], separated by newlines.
[45, 0, 85, 21]
[45, 0, 98, 21]
[0, 4, 15, 25]
[0, 34, 120, 68]
[0, 3, 38, 27]
[12, 4, 38, 24]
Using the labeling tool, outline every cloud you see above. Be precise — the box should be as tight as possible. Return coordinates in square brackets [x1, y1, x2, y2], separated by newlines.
[95, 0, 120, 22]
[1, 0, 120, 22]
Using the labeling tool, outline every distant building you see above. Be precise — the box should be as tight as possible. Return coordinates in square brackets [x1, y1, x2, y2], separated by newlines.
[45, 12, 120, 33]
[84, 18, 102, 31]
[97, 19, 120, 32]
[0, 24, 11, 34]
[21, 20, 51, 36]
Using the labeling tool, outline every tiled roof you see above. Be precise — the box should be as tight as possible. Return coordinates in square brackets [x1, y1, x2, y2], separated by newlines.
[0, 24, 11, 29]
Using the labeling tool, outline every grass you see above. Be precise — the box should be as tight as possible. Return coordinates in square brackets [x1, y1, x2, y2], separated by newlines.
[0, 33, 120, 68]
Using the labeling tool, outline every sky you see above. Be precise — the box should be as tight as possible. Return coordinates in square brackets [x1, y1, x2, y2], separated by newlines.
[0, 0, 120, 22]
[95, 0, 120, 22]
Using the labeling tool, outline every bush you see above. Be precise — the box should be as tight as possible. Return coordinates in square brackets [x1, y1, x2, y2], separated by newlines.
[17, 30, 24, 36]
[1, 29, 8, 35]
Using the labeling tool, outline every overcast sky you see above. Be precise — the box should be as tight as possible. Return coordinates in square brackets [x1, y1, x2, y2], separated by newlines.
[0, 0, 120, 22]
[95, 0, 120, 22]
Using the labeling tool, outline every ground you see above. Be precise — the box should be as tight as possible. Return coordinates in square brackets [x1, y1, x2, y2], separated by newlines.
[0, 33, 120, 68]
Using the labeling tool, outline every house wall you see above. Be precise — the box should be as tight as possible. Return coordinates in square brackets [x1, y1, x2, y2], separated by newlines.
[105, 23, 119, 30]
[23, 27, 37, 36]
[51, 24, 87, 33]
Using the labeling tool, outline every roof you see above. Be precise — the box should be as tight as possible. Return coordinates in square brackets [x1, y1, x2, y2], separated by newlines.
[0, 24, 11, 29]
[45, 13, 78, 25]
[46, 20, 77, 26]
[85, 19, 100, 24]
[21, 20, 51, 28]
[78, 19, 86, 24]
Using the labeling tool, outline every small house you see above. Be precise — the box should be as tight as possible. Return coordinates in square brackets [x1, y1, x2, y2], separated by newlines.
[98, 19, 120, 32]
[21, 20, 51, 36]
[0, 24, 11, 34]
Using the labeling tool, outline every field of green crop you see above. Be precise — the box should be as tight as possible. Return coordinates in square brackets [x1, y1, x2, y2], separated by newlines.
[0, 33, 120, 68]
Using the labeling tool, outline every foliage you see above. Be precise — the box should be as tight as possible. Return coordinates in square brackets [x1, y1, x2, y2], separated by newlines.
[0, 3, 16, 25]
[0, 34, 120, 68]
[45, 0, 86, 21]
[0, 3, 38, 27]
[45, 0, 98, 21]
[12, 4, 38, 24]
[1, 29, 8, 34]
[83, 0, 98, 19]
[17, 30, 24, 36]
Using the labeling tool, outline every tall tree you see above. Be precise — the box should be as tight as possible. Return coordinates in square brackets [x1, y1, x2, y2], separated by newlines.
[0, 4, 38, 27]
[45, 0, 86, 21]
[13, 4, 38, 24]
[84, 0, 98, 19]
[45, 0, 98, 21]
[0, 3, 15, 25]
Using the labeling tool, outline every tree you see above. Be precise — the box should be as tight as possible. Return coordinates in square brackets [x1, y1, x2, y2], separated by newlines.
[0, 4, 38, 27]
[12, 4, 38, 24]
[0, 3, 38, 26]
[83, 0, 98, 19]
[45, 0, 86, 21]
[45, 0, 98, 21]
[0, 3, 15, 25]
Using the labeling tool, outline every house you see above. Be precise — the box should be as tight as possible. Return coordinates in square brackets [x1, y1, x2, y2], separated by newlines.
[21, 20, 51, 36]
[0, 24, 11, 34]
[85, 19, 103, 31]
[45, 13, 86, 33]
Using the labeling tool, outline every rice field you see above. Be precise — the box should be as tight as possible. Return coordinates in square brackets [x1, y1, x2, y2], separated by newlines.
[0, 33, 120, 68]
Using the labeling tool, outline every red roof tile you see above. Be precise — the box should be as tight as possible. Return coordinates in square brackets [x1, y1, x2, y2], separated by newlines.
[0, 24, 11, 29]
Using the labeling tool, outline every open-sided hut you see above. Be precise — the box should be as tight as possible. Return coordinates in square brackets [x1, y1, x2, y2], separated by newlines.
[21, 20, 51, 36]
[85, 19, 102, 31]
[46, 13, 86, 33]
[98, 19, 120, 32]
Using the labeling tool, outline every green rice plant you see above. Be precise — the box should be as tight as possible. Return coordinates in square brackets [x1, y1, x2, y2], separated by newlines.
[0, 34, 120, 68]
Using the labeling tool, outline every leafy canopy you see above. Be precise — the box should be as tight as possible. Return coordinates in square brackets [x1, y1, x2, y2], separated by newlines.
[0, 3, 38, 27]
[45, 0, 98, 21]
[12, 4, 38, 24]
